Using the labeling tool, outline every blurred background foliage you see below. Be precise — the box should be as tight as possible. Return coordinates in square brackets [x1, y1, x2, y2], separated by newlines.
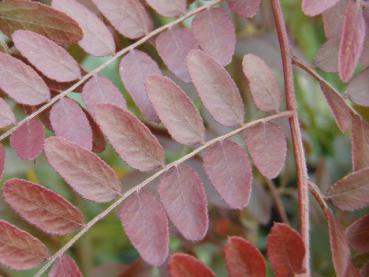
[0, 0, 365, 276]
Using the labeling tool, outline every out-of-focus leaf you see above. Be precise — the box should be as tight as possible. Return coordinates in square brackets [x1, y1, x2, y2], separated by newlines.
[347, 68, 369, 107]
[351, 115, 369, 171]
[168, 253, 215, 277]
[0, 97, 16, 128]
[302, 0, 340, 17]
[346, 214, 369, 253]
[227, 0, 261, 18]
[49, 255, 82, 277]
[144, 0, 186, 17]
[0, 0, 83, 44]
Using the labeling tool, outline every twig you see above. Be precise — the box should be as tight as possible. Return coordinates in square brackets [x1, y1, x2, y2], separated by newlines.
[34, 111, 293, 277]
[292, 57, 358, 116]
[0, 0, 225, 143]
[271, 0, 311, 274]
[264, 178, 289, 224]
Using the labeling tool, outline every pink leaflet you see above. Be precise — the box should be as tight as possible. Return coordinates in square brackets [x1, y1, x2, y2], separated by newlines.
[0, 53, 50, 105]
[347, 68, 369, 107]
[302, 0, 340, 17]
[320, 82, 352, 133]
[12, 30, 81, 82]
[0, 97, 16, 128]
[146, 74, 205, 145]
[346, 214, 369, 253]
[192, 8, 236, 66]
[203, 140, 252, 209]
[322, 0, 347, 39]
[92, 0, 152, 39]
[120, 50, 161, 121]
[120, 191, 169, 266]
[227, 0, 261, 18]
[187, 50, 244, 126]
[44, 136, 122, 203]
[82, 75, 127, 113]
[242, 54, 281, 112]
[0, 144, 4, 180]
[0, 220, 48, 270]
[224, 236, 266, 277]
[94, 104, 165, 171]
[158, 164, 208, 241]
[351, 115, 369, 171]
[169, 254, 215, 277]
[49, 255, 83, 277]
[338, 1, 366, 82]
[10, 118, 44, 161]
[267, 223, 306, 277]
[52, 0, 115, 56]
[314, 38, 339, 73]
[144, 0, 186, 17]
[50, 97, 93, 150]
[244, 121, 287, 179]
[155, 27, 198, 83]
[3, 178, 84, 235]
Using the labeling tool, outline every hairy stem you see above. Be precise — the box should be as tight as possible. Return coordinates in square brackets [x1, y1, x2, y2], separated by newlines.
[271, 0, 310, 274]
[0, 0, 224, 143]
[34, 111, 293, 277]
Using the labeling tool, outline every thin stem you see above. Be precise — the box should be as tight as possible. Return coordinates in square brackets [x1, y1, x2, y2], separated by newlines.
[34, 111, 293, 277]
[271, 0, 310, 274]
[0, 0, 224, 143]
[292, 57, 357, 116]
[308, 182, 330, 214]
[264, 178, 289, 224]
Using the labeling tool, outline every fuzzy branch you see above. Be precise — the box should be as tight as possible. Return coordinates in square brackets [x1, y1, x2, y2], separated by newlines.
[34, 111, 293, 277]
[0, 0, 225, 143]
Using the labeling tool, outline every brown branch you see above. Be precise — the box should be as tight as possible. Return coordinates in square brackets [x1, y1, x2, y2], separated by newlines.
[271, 0, 311, 274]
[0, 0, 225, 143]
[264, 178, 289, 224]
[34, 111, 294, 277]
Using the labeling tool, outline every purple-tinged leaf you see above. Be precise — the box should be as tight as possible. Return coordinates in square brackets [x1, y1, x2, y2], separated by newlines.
[320, 82, 352, 133]
[346, 214, 369, 253]
[146, 74, 205, 145]
[0, 53, 50, 105]
[169, 253, 215, 277]
[248, 182, 272, 225]
[351, 115, 369, 171]
[338, 1, 366, 82]
[227, 0, 261, 18]
[314, 38, 339, 73]
[156, 27, 198, 82]
[244, 121, 287, 179]
[50, 98, 93, 150]
[203, 140, 252, 209]
[92, 0, 152, 39]
[52, 0, 115, 56]
[302, 0, 340, 16]
[84, 110, 106, 153]
[158, 164, 208, 241]
[10, 118, 44, 161]
[82, 75, 127, 113]
[267, 223, 306, 277]
[326, 212, 350, 277]
[347, 68, 369, 107]
[120, 191, 169, 266]
[120, 50, 161, 121]
[327, 167, 369, 211]
[242, 54, 281, 112]
[94, 104, 165, 171]
[0, 144, 4, 180]
[224, 236, 266, 277]
[322, 0, 347, 39]
[0, 220, 48, 270]
[49, 255, 82, 277]
[192, 8, 236, 66]
[187, 50, 244, 126]
[12, 30, 81, 82]
[144, 0, 186, 17]
[3, 178, 84, 235]
[0, 0, 83, 45]
[0, 98, 16, 128]
[44, 136, 122, 203]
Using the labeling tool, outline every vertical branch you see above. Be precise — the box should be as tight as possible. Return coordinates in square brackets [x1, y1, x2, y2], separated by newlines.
[271, 0, 310, 275]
